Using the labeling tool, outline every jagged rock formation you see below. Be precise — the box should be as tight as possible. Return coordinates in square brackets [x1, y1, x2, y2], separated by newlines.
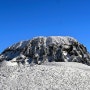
[0, 36, 90, 66]
[1, 36, 90, 90]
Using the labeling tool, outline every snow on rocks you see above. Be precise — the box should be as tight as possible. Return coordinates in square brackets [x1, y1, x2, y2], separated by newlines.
[0, 36, 90, 66]
[0, 36, 90, 90]
[1, 62, 90, 90]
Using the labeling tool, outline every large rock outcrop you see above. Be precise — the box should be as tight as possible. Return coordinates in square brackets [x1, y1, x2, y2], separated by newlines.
[1, 36, 90, 90]
[0, 36, 90, 66]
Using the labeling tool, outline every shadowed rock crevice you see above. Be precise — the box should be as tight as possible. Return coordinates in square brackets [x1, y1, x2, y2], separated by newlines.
[0, 36, 90, 66]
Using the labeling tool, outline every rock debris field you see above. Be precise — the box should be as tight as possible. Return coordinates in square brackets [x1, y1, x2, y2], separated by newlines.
[0, 36, 90, 90]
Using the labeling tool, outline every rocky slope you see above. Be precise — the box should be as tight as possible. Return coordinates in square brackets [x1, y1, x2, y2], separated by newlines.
[0, 36, 90, 66]
[1, 62, 90, 90]
[1, 36, 90, 90]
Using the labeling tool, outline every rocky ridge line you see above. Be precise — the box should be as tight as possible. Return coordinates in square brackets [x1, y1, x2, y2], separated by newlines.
[0, 36, 90, 66]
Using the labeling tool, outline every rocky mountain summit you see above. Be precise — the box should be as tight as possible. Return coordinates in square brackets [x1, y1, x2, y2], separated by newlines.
[0, 36, 90, 66]
[1, 36, 90, 90]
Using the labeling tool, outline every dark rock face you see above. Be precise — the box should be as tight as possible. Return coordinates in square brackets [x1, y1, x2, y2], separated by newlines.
[0, 36, 90, 65]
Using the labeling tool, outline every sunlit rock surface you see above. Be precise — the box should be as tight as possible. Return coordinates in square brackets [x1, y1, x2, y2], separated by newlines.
[0, 36, 90, 65]
[0, 36, 90, 90]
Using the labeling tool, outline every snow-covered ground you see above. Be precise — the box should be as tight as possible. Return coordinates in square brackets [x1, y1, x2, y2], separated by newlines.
[0, 36, 90, 90]
[1, 62, 90, 90]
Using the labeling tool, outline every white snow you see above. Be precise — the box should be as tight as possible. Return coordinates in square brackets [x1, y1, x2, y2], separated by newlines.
[1, 36, 90, 89]
[63, 51, 68, 56]
[10, 40, 30, 49]
[0, 55, 4, 58]
[1, 62, 90, 90]
[6, 60, 18, 66]
[46, 36, 77, 45]
[8, 36, 77, 50]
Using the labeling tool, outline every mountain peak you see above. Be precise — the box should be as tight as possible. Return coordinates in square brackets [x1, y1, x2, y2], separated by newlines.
[0, 36, 90, 66]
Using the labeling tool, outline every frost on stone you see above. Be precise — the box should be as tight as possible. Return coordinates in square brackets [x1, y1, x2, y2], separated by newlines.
[0, 36, 90, 66]
[0, 36, 90, 90]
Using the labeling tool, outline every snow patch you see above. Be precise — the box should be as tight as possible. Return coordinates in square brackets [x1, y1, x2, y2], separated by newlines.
[6, 61, 18, 66]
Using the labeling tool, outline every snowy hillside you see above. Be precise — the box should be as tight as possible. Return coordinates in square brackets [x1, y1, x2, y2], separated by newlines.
[0, 36, 90, 90]
[1, 62, 90, 90]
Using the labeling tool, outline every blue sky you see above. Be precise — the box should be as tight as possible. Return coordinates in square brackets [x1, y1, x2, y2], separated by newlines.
[0, 0, 90, 52]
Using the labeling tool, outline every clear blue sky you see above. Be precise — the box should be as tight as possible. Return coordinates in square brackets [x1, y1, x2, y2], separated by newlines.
[0, 0, 90, 53]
